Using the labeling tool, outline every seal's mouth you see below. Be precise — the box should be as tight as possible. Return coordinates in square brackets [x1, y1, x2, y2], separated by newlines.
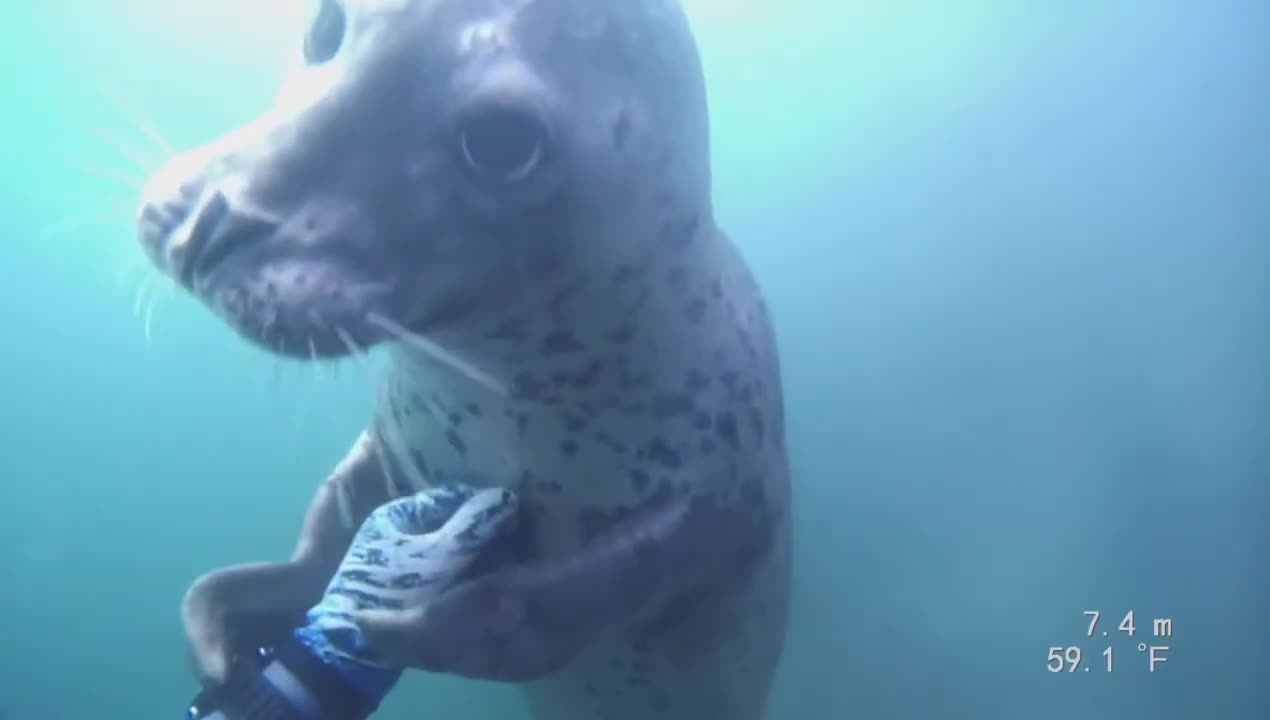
[139, 187, 405, 362]
[138, 184, 513, 397]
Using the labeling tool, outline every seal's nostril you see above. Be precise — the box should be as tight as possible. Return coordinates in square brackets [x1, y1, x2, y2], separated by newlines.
[139, 203, 172, 231]
[137, 195, 193, 270]
[182, 192, 279, 287]
[179, 193, 230, 286]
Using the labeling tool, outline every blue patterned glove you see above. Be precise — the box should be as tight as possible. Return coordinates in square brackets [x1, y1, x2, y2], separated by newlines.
[293, 485, 519, 704]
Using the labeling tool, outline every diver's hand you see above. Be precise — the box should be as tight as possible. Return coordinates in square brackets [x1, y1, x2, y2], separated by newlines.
[302, 486, 521, 670]
[181, 485, 519, 683]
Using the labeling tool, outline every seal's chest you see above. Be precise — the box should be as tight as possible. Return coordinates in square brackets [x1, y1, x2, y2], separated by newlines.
[381, 375, 631, 498]
[378, 379, 520, 489]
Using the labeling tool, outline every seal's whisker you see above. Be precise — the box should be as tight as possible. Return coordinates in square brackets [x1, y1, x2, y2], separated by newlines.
[140, 281, 176, 347]
[308, 337, 323, 382]
[385, 413, 430, 493]
[37, 207, 134, 245]
[278, 359, 318, 477]
[131, 275, 154, 318]
[80, 124, 166, 178]
[61, 157, 146, 193]
[334, 327, 366, 360]
[337, 333, 384, 431]
[94, 77, 177, 161]
[270, 356, 347, 510]
[271, 357, 285, 390]
[260, 313, 276, 344]
[334, 326, 375, 388]
[113, 255, 144, 291]
[369, 435, 402, 517]
[143, 297, 157, 346]
[415, 388, 449, 436]
[373, 375, 431, 493]
[335, 327, 410, 500]
[306, 311, 342, 380]
[365, 312, 508, 398]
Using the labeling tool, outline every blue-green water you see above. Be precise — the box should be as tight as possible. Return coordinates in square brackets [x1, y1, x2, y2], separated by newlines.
[2, 1, 1266, 718]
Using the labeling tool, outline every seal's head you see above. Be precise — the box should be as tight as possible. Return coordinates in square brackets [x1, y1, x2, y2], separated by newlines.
[137, 0, 711, 360]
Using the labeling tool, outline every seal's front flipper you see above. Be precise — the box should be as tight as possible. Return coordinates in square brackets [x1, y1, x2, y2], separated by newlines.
[353, 493, 775, 682]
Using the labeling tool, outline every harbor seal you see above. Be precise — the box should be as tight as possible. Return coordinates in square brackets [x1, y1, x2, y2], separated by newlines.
[137, 0, 791, 718]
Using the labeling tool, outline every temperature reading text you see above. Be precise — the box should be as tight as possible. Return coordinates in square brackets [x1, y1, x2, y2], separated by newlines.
[1049, 610, 1174, 673]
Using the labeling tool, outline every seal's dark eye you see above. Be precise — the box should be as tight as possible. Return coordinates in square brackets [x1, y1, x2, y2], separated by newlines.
[304, 0, 346, 64]
[459, 106, 546, 183]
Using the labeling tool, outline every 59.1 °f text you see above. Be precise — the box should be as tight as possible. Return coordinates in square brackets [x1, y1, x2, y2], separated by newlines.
[1047, 610, 1173, 673]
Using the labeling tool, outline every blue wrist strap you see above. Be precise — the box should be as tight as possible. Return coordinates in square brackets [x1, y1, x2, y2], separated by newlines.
[291, 620, 401, 704]
[287, 484, 480, 706]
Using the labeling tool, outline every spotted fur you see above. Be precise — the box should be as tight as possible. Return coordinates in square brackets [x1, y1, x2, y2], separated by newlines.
[141, 1, 791, 718]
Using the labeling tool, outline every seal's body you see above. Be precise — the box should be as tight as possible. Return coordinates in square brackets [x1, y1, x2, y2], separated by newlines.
[138, 1, 791, 718]
[373, 232, 790, 719]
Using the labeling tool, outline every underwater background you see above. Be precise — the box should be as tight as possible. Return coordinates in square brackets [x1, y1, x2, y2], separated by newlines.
[1, 0, 1266, 718]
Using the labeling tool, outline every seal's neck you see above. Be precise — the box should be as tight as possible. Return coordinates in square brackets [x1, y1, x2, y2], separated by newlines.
[384, 219, 741, 410]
